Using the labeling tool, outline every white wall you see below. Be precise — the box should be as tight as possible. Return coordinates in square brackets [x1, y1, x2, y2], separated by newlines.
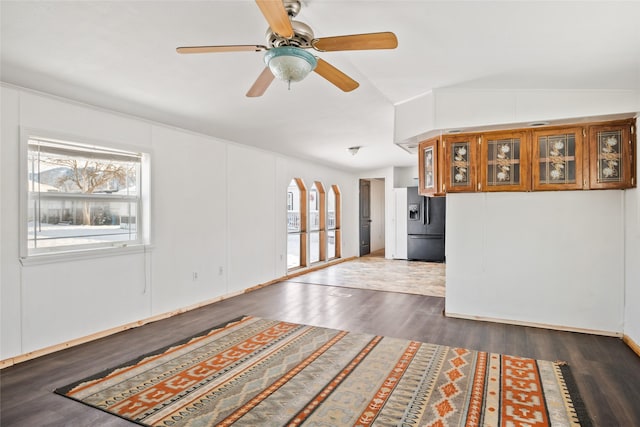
[149, 126, 228, 314]
[394, 91, 435, 144]
[393, 165, 419, 188]
[1, 87, 21, 358]
[226, 145, 277, 292]
[445, 191, 625, 334]
[21, 254, 151, 351]
[624, 117, 640, 344]
[0, 85, 358, 360]
[394, 88, 640, 139]
[434, 89, 638, 130]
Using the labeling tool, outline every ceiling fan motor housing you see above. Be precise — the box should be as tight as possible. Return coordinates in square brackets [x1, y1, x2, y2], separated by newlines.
[266, 20, 314, 48]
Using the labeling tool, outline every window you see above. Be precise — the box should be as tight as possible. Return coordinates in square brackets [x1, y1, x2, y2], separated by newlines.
[22, 133, 149, 258]
[286, 179, 339, 271]
[309, 182, 325, 264]
[286, 178, 306, 269]
[327, 185, 341, 259]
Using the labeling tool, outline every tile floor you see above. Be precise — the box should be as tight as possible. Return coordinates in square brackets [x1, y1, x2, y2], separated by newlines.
[290, 251, 446, 297]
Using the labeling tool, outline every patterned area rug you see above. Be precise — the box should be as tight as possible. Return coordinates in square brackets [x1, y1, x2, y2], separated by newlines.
[55, 316, 591, 426]
[291, 257, 446, 297]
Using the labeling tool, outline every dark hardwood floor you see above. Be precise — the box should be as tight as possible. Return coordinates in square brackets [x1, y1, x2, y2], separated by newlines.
[1, 280, 639, 426]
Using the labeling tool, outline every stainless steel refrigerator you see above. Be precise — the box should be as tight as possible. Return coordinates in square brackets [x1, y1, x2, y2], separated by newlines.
[407, 186, 445, 262]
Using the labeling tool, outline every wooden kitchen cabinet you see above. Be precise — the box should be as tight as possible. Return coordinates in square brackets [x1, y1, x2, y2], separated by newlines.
[443, 134, 478, 193]
[418, 136, 443, 196]
[532, 127, 584, 191]
[588, 120, 635, 189]
[416, 118, 635, 195]
[480, 130, 530, 192]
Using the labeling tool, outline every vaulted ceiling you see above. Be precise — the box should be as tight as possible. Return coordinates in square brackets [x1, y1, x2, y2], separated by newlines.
[2, 1, 639, 171]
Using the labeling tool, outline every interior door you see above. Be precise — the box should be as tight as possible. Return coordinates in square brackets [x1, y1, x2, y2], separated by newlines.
[359, 179, 371, 256]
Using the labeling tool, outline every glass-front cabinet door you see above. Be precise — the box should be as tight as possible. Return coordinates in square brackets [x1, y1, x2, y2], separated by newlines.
[418, 136, 442, 196]
[480, 131, 530, 192]
[589, 121, 634, 189]
[532, 127, 584, 190]
[443, 134, 478, 193]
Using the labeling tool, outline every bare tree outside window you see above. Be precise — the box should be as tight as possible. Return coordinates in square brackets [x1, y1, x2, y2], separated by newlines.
[42, 156, 135, 225]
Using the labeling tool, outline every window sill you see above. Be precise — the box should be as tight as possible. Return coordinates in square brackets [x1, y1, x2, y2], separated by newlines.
[20, 244, 153, 267]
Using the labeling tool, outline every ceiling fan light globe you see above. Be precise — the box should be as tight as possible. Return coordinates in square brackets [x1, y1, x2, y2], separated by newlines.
[264, 46, 317, 83]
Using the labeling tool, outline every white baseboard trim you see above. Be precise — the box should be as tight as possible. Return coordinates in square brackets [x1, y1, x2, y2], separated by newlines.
[445, 311, 623, 338]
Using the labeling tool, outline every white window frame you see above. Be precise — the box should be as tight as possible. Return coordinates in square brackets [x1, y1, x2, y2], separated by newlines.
[19, 128, 151, 265]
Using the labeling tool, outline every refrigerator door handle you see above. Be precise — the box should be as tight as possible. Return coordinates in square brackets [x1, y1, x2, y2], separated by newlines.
[424, 197, 430, 225]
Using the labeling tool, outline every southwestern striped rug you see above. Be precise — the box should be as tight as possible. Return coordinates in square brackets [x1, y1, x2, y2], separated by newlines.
[55, 316, 591, 426]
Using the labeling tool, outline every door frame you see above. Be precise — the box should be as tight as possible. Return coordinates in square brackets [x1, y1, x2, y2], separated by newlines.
[359, 179, 371, 256]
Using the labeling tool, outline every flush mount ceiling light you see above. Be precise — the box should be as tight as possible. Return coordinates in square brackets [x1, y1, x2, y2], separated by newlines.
[347, 146, 361, 156]
[264, 46, 317, 89]
[529, 121, 551, 127]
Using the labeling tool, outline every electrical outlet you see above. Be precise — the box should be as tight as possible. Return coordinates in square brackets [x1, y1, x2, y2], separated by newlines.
[192, 272, 198, 281]
[218, 266, 224, 275]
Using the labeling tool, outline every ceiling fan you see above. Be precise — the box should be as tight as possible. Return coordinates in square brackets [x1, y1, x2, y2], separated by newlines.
[176, 0, 398, 97]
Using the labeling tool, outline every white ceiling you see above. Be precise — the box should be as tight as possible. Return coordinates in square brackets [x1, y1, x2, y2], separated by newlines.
[2, 1, 639, 171]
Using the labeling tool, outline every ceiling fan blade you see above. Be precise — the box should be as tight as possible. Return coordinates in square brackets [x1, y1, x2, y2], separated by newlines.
[246, 67, 275, 97]
[177, 45, 267, 54]
[312, 32, 398, 52]
[255, 0, 294, 38]
[314, 58, 359, 92]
